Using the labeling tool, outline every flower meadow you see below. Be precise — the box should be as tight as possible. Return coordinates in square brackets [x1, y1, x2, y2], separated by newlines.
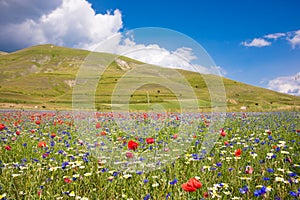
[0, 110, 299, 199]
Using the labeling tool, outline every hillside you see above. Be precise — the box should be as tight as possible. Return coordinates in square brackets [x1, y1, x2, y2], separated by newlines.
[0, 44, 299, 111]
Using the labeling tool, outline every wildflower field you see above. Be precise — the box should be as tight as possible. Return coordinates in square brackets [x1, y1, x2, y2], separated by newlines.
[0, 110, 299, 199]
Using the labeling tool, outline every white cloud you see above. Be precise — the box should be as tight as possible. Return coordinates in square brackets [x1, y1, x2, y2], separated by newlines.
[264, 32, 285, 39]
[0, 0, 223, 75]
[287, 30, 300, 49]
[242, 30, 300, 49]
[241, 38, 271, 47]
[268, 72, 300, 96]
[0, 0, 122, 51]
[92, 35, 223, 75]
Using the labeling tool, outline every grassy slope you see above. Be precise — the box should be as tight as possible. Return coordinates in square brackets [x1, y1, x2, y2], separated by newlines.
[0, 44, 299, 111]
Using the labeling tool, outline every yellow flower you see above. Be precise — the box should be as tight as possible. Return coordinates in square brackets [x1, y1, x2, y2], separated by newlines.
[69, 191, 75, 197]
[0, 193, 7, 199]
[275, 177, 284, 182]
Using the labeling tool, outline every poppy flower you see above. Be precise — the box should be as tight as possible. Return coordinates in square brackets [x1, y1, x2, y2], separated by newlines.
[224, 141, 229, 146]
[35, 120, 41, 125]
[203, 191, 209, 198]
[16, 130, 21, 135]
[188, 178, 202, 189]
[220, 129, 226, 137]
[0, 124, 5, 131]
[5, 145, 12, 150]
[64, 178, 72, 183]
[38, 141, 47, 148]
[128, 140, 138, 150]
[51, 133, 56, 138]
[235, 148, 242, 157]
[181, 182, 197, 192]
[181, 177, 202, 192]
[95, 122, 101, 129]
[146, 138, 155, 144]
[100, 131, 106, 136]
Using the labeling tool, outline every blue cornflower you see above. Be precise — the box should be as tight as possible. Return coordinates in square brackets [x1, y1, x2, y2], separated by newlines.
[143, 179, 149, 183]
[239, 186, 249, 194]
[143, 194, 150, 200]
[82, 157, 89, 163]
[288, 173, 297, 177]
[267, 168, 274, 173]
[263, 177, 270, 181]
[216, 162, 222, 167]
[62, 162, 69, 169]
[169, 178, 178, 185]
[289, 191, 297, 197]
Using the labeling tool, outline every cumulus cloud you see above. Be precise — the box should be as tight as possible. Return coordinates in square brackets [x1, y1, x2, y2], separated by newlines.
[92, 34, 223, 75]
[242, 30, 300, 49]
[0, 0, 122, 52]
[268, 72, 300, 96]
[287, 30, 300, 49]
[0, 0, 223, 75]
[241, 38, 271, 47]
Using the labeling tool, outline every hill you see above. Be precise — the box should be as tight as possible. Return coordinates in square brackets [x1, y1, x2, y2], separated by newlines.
[0, 44, 299, 111]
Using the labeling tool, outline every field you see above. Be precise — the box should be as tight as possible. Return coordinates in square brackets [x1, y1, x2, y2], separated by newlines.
[0, 110, 299, 199]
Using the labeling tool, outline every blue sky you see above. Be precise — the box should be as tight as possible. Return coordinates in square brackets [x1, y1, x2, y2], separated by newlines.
[0, 0, 299, 95]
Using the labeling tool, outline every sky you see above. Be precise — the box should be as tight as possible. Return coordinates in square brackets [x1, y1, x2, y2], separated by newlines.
[0, 0, 299, 96]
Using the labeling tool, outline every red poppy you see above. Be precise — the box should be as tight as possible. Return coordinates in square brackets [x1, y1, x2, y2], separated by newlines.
[35, 120, 41, 125]
[31, 129, 35, 133]
[267, 130, 272, 135]
[235, 148, 242, 157]
[64, 178, 72, 183]
[181, 178, 202, 192]
[181, 182, 197, 192]
[203, 191, 209, 198]
[220, 129, 226, 137]
[5, 145, 12, 150]
[128, 140, 138, 150]
[51, 133, 56, 138]
[0, 124, 5, 131]
[224, 141, 229, 146]
[95, 122, 101, 129]
[16, 130, 21, 135]
[38, 141, 47, 148]
[100, 131, 106, 136]
[188, 178, 202, 189]
[146, 138, 155, 144]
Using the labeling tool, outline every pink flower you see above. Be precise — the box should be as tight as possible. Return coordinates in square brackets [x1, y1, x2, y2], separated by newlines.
[245, 166, 254, 174]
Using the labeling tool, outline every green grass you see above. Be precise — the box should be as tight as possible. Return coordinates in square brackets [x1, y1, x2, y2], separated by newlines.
[0, 44, 300, 112]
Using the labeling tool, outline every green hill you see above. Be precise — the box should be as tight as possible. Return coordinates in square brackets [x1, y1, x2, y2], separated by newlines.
[0, 44, 299, 111]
